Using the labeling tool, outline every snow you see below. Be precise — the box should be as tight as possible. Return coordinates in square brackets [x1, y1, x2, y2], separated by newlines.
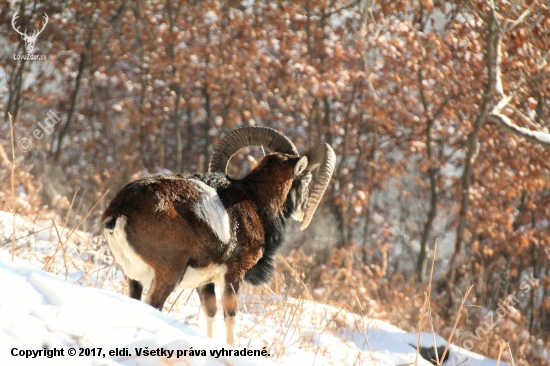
[0, 211, 509, 365]
[0, 251, 268, 366]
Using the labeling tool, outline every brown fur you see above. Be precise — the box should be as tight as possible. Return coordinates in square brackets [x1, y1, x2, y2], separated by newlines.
[102, 153, 307, 344]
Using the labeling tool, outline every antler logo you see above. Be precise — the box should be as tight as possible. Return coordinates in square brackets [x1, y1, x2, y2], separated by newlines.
[12, 11, 48, 54]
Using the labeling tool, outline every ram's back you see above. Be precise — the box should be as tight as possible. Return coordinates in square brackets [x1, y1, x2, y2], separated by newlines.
[101, 174, 236, 287]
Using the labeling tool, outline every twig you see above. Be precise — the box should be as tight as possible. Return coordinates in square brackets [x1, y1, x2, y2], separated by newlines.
[506, 2, 536, 31]
[98, 262, 113, 289]
[496, 342, 506, 366]
[73, 264, 112, 283]
[62, 188, 80, 243]
[278, 256, 313, 299]
[427, 241, 440, 364]
[167, 288, 188, 313]
[415, 289, 428, 366]
[415, 240, 438, 365]
[437, 285, 474, 365]
[505, 342, 516, 366]
[355, 294, 377, 365]
[0, 143, 12, 170]
[43, 190, 109, 270]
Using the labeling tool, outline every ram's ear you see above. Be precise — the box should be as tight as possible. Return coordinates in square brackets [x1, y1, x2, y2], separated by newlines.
[294, 156, 308, 177]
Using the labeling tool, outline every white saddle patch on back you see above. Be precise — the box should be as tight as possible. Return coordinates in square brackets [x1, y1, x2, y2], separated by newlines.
[190, 179, 231, 244]
[104, 215, 154, 287]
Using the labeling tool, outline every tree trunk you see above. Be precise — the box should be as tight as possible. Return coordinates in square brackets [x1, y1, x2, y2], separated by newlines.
[53, 23, 94, 162]
[6, 61, 26, 126]
[448, 12, 497, 282]
[167, 0, 183, 172]
[416, 68, 440, 282]
[202, 85, 213, 170]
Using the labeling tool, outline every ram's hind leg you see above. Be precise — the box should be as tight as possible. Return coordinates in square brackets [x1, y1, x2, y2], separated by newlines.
[145, 270, 181, 311]
[127, 278, 143, 300]
[222, 279, 241, 345]
[197, 283, 217, 338]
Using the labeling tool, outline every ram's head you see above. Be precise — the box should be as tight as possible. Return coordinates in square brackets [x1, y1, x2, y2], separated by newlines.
[209, 126, 335, 230]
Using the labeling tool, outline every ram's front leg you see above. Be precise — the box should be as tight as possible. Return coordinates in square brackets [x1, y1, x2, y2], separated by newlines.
[222, 278, 241, 345]
[197, 283, 217, 338]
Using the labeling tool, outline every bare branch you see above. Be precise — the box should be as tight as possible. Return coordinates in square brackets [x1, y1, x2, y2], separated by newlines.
[487, 1, 550, 150]
[509, 105, 545, 130]
[326, 0, 360, 17]
[488, 0, 504, 97]
[490, 114, 550, 150]
[492, 93, 514, 115]
[494, 27, 504, 97]
[507, 2, 536, 31]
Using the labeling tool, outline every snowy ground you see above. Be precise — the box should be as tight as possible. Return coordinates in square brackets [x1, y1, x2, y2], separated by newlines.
[0, 211, 509, 365]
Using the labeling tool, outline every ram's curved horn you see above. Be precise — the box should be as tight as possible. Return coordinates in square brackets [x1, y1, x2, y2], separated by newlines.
[300, 143, 335, 230]
[209, 126, 298, 174]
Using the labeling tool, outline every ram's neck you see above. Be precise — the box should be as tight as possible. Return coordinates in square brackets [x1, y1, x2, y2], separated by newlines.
[242, 178, 292, 213]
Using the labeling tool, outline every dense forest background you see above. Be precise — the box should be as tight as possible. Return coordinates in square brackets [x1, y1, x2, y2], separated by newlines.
[1, 0, 550, 364]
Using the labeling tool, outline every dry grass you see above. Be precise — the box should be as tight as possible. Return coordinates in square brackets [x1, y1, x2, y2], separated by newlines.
[0, 138, 545, 365]
[0, 167, 544, 365]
